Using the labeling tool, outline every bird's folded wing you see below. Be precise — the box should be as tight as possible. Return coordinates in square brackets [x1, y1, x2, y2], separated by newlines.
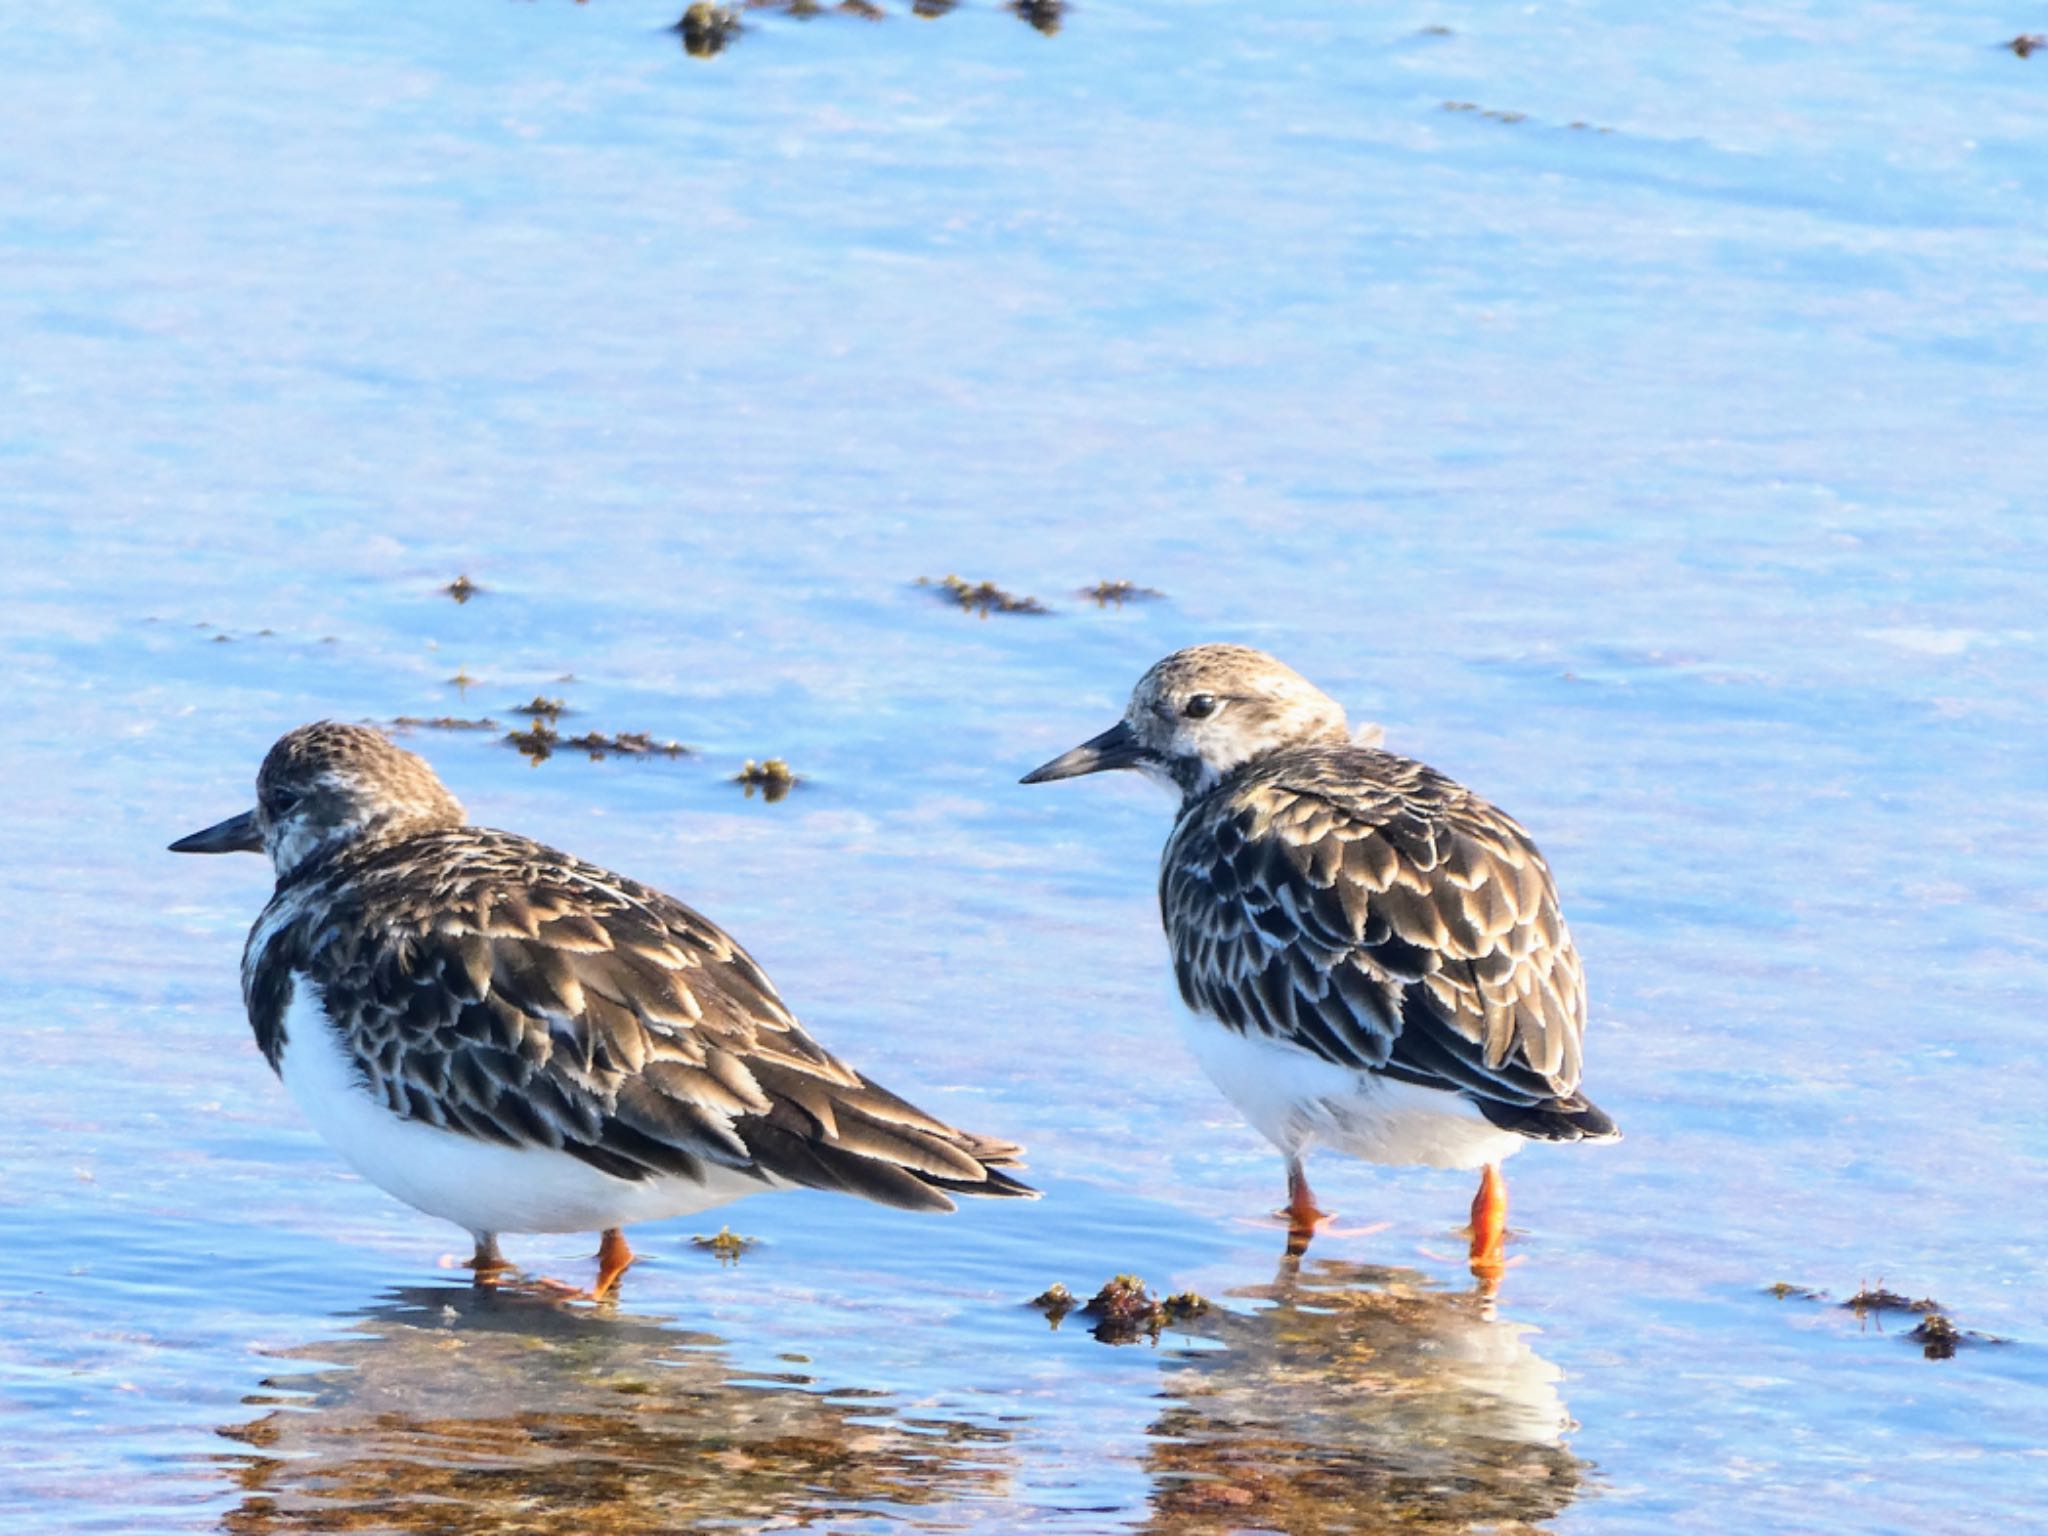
[1162, 765, 1588, 1109]
[292, 851, 1031, 1209]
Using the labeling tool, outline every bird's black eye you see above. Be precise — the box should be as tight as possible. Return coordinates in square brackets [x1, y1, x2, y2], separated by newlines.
[1182, 694, 1220, 720]
[264, 788, 301, 818]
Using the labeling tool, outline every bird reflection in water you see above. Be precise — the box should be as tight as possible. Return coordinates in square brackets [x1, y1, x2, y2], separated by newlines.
[213, 1284, 1014, 1534]
[1142, 1257, 1587, 1534]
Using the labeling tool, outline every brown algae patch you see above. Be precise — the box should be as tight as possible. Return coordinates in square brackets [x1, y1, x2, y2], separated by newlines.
[444, 575, 481, 604]
[917, 574, 1049, 617]
[513, 696, 569, 719]
[1081, 579, 1164, 607]
[1909, 1314, 1962, 1360]
[567, 732, 693, 761]
[508, 720, 560, 763]
[1841, 1285, 1944, 1318]
[1011, 0, 1064, 35]
[733, 758, 800, 802]
[2009, 34, 2046, 57]
[1769, 1280, 2006, 1358]
[391, 716, 502, 732]
[1442, 100, 1613, 133]
[506, 720, 693, 765]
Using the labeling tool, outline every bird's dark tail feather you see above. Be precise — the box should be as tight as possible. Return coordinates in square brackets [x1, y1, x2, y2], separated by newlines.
[1477, 1093, 1620, 1143]
[739, 1065, 1040, 1212]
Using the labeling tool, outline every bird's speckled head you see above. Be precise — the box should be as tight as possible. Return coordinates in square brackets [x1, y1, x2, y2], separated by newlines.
[1022, 644, 1351, 800]
[170, 722, 466, 879]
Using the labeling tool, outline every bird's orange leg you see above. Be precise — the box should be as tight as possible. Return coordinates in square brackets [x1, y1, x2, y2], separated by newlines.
[1469, 1162, 1508, 1280]
[1282, 1158, 1329, 1257]
[594, 1227, 635, 1296]
[463, 1233, 513, 1285]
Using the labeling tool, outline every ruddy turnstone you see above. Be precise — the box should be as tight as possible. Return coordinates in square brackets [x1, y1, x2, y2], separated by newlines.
[1022, 645, 1615, 1275]
[171, 722, 1034, 1293]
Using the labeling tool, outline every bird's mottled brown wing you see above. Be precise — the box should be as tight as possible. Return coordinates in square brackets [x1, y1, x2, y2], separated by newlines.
[1161, 747, 1606, 1133]
[246, 829, 1033, 1210]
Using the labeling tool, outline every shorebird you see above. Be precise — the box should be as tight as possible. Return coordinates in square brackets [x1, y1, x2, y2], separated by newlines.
[1022, 644, 1614, 1276]
[172, 722, 1034, 1294]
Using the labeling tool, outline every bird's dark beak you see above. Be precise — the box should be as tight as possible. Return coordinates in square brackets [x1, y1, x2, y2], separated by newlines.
[169, 808, 264, 855]
[1020, 720, 1150, 784]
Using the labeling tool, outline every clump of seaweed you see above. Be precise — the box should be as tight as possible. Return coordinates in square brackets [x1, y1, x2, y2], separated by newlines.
[507, 719, 559, 764]
[677, 2, 740, 55]
[1765, 1281, 1828, 1302]
[1842, 1285, 1943, 1318]
[1909, 1314, 1961, 1360]
[445, 575, 481, 604]
[513, 696, 568, 719]
[1082, 579, 1164, 607]
[392, 716, 502, 732]
[734, 758, 800, 802]
[1011, 0, 1064, 35]
[1442, 99, 1613, 134]
[839, 0, 884, 17]
[912, 0, 957, 14]
[1028, 1283, 1076, 1328]
[447, 669, 478, 695]
[567, 732, 693, 761]
[691, 1226, 757, 1264]
[1771, 1279, 2007, 1358]
[917, 574, 1049, 617]
[2009, 34, 2045, 58]
[1442, 100, 1526, 124]
[506, 718, 693, 765]
[1033, 1274, 1210, 1345]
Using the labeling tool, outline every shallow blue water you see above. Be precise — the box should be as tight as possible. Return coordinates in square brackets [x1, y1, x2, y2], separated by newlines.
[3, 2, 2046, 1531]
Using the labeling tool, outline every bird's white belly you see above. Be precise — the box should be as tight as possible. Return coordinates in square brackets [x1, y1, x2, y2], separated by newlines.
[1177, 1015, 1525, 1170]
[276, 990, 770, 1236]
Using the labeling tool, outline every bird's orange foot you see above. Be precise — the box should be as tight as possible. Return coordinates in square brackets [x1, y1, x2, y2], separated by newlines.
[1467, 1162, 1510, 1284]
[452, 1237, 515, 1286]
[1270, 1208, 1392, 1256]
[527, 1275, 593, 1300]
[593, 1228, 635, 1297]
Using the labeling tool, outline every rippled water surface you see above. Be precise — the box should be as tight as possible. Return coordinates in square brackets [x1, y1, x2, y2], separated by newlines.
[5, 2, 2047, 1531]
